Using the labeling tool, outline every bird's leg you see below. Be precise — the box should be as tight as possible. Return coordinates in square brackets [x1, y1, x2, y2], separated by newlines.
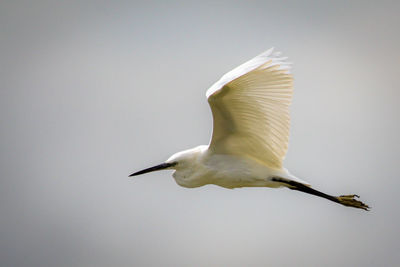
[271, 177, 370, 211]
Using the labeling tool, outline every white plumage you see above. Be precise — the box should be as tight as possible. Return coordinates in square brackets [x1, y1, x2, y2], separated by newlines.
[207, 48, 292, 169]
[130, 48, 369, 210]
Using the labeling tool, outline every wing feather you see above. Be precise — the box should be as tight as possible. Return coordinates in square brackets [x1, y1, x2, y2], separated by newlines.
[207, 49, 293, 169]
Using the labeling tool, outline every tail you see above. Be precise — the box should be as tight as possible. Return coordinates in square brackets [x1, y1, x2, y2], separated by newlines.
[272, 177, 370, 211]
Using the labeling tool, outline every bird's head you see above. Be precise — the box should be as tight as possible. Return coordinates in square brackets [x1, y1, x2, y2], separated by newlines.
[129, 145, 207, 177]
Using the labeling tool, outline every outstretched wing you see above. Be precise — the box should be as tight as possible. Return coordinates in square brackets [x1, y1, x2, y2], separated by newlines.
[207, 48, 293, 169]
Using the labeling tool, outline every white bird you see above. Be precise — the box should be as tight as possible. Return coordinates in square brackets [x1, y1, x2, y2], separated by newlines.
[130, 48, 369, 210]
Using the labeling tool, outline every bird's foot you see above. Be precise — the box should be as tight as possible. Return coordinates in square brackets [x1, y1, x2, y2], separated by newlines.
[336, 194, 370, 211]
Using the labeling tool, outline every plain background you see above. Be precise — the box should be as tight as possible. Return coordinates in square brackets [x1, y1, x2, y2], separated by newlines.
[1, 1, 399, 266]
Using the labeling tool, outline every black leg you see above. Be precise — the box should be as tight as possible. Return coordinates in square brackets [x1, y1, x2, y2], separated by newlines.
[271, 177, 370, 211]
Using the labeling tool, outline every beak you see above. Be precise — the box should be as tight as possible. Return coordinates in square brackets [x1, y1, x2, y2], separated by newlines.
[129, 162, 176, 177]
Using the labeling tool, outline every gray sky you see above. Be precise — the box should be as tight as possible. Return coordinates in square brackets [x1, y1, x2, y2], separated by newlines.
[1, 1, 399, 266]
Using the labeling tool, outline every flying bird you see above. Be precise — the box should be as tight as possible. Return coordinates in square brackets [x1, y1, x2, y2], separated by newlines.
[130, 48, 369, 210]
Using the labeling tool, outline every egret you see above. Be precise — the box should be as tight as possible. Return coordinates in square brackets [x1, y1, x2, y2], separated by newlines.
[130, 48, 369, 210]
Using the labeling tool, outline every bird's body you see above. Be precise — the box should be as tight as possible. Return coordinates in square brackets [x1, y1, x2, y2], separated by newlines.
[166, 145, 307, 189]
[130, 48, 369, 210]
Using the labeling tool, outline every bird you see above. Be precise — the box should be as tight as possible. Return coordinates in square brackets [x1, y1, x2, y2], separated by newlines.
[130, 48, 369, 211]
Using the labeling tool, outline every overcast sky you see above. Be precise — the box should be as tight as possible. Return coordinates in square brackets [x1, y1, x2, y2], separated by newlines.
[1, 1, 400, 266]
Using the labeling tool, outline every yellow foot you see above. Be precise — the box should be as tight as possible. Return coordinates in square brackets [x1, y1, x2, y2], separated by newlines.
[337, 194, 370, 211]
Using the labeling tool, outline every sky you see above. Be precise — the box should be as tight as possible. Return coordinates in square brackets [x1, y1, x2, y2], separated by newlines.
[1, 1, 400, 266]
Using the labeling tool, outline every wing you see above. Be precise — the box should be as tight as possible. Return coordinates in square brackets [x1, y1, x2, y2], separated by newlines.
[207, 48, 293, 169]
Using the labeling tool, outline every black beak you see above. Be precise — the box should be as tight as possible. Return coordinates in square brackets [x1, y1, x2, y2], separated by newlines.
[129, 162, 176, 177]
